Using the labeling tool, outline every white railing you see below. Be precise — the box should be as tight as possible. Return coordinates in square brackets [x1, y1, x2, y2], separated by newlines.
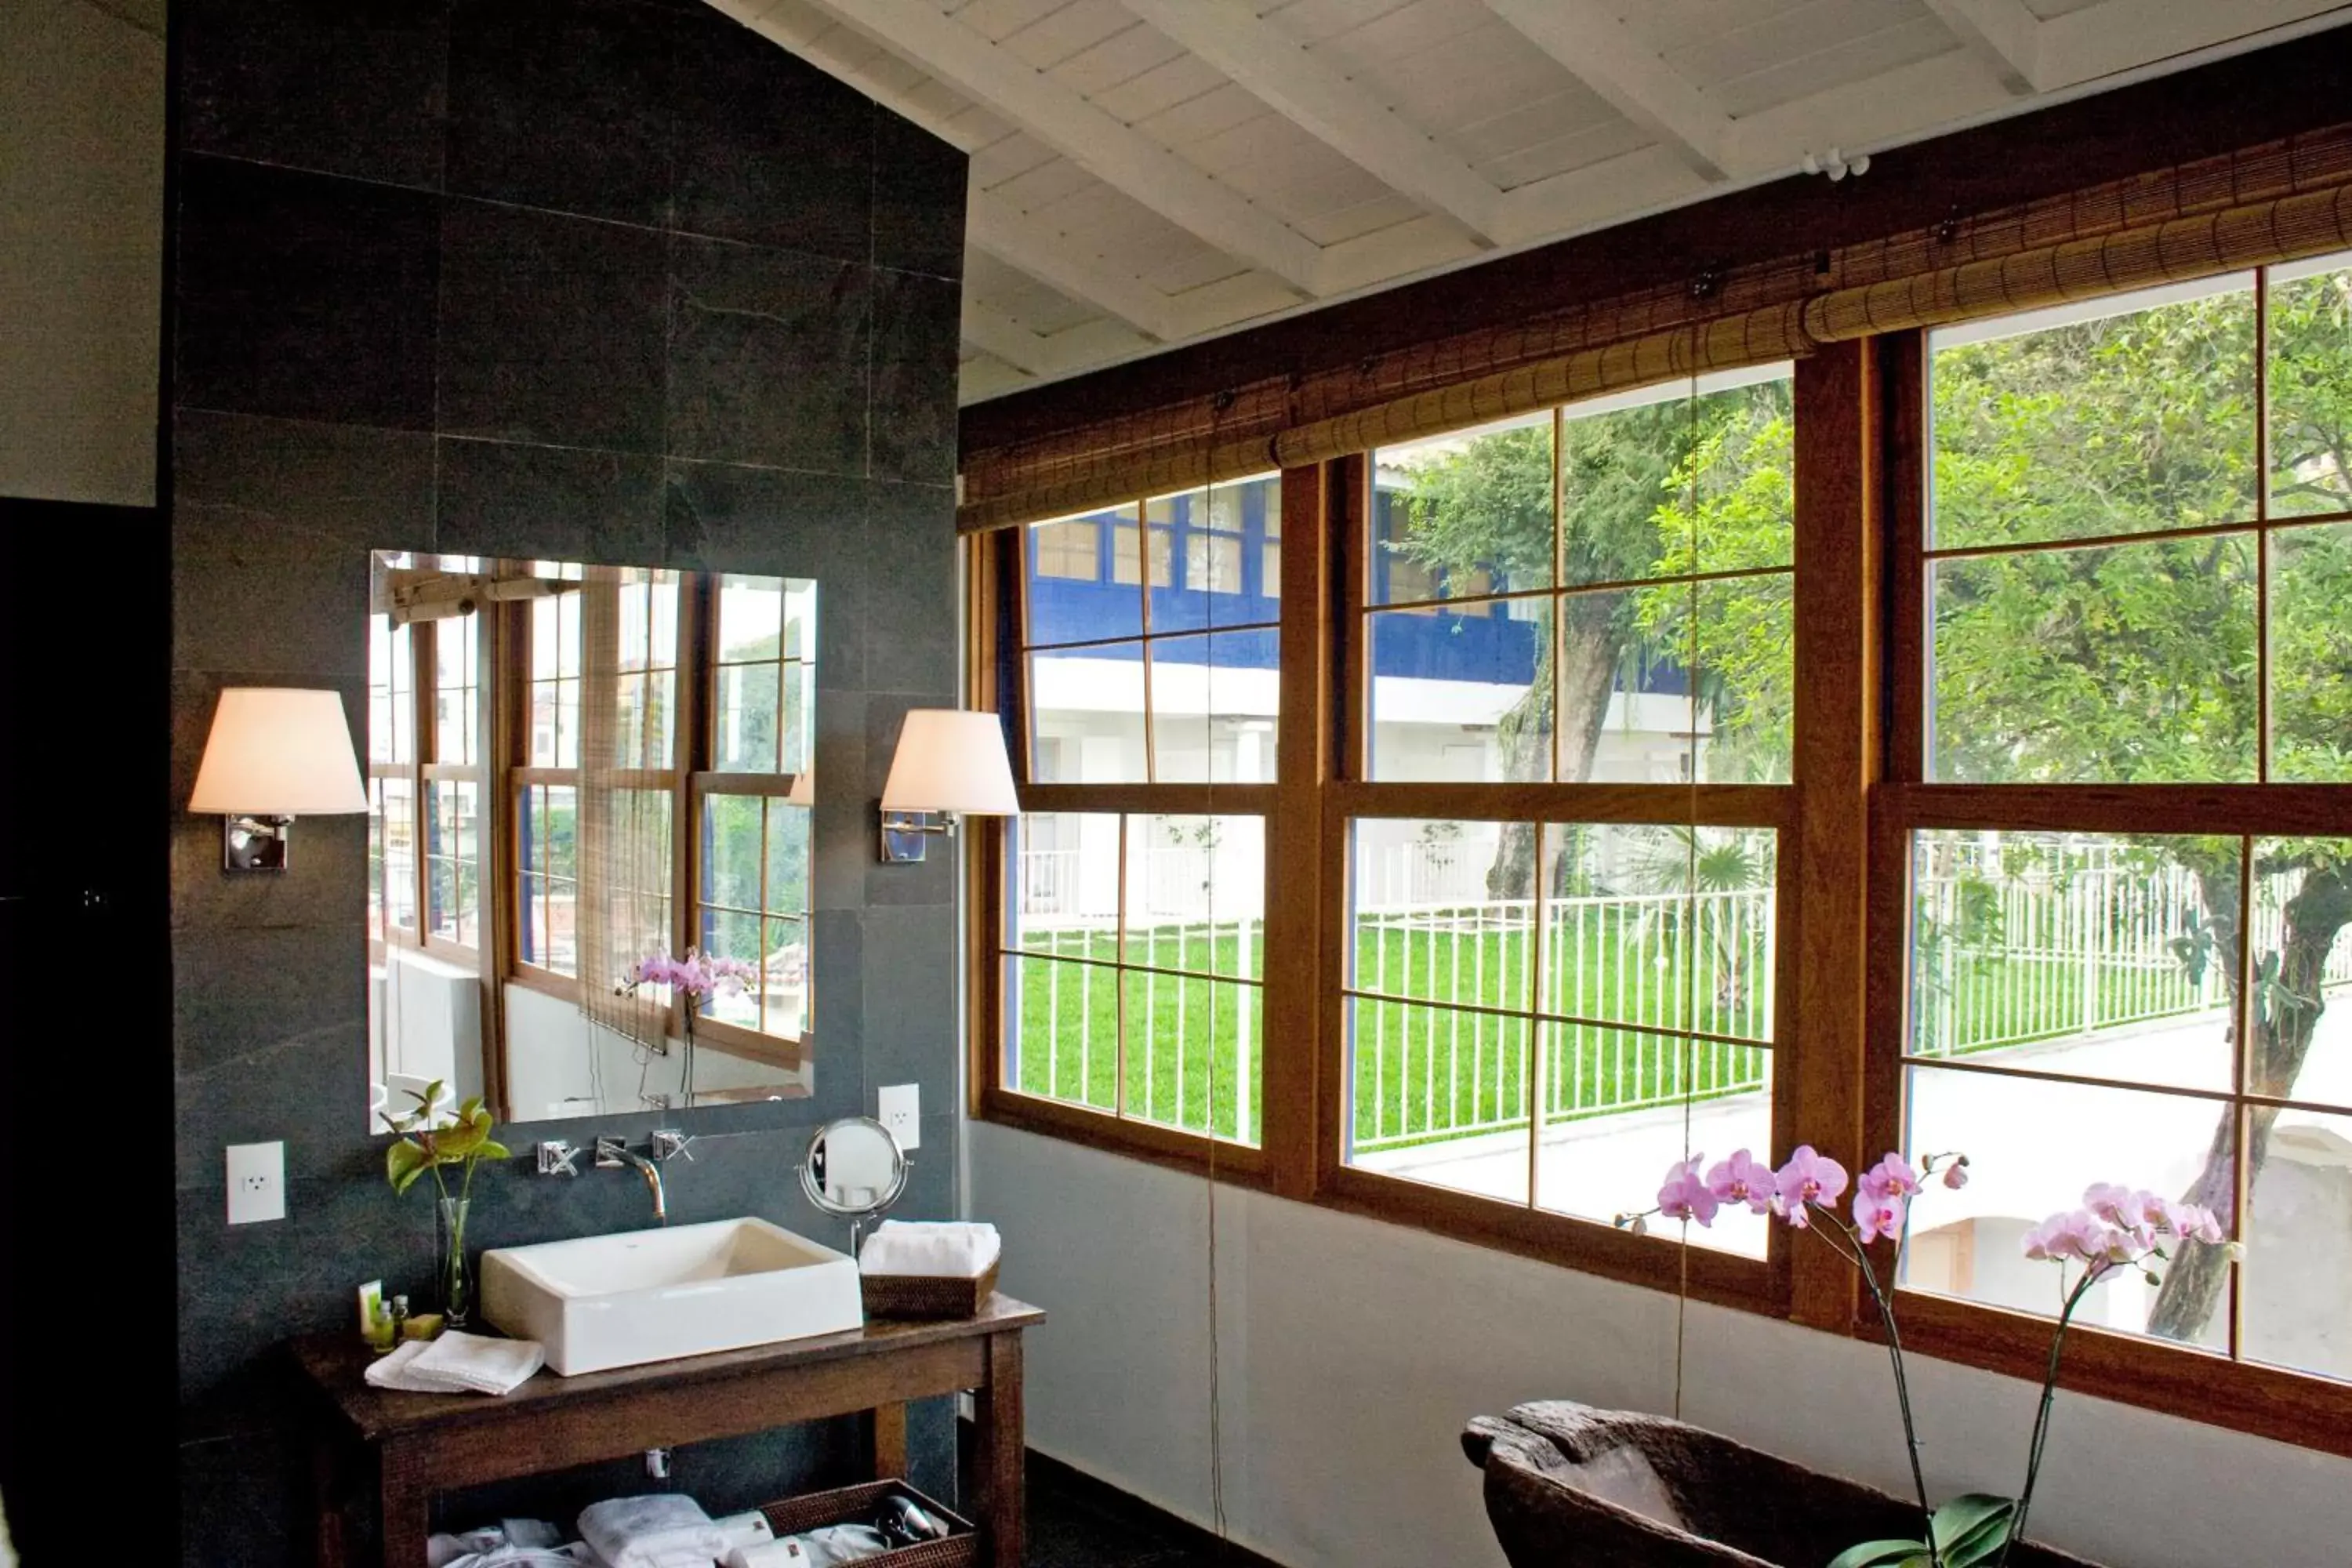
[1010, 837, 2352, 1156]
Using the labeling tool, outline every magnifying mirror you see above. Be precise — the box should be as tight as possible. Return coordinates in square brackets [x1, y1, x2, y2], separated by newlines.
[800, 1116, 909, 1251]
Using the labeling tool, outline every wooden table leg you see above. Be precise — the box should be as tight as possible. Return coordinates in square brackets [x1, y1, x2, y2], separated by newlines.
[872, 1400, 909, 1481]
[379, 1446, 431, 1568]
[972, 1331, 1025, 1568]
[312, 1436, 346, 1568]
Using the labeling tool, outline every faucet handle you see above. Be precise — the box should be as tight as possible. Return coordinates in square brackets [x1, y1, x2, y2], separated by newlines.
[536, 1140, 582, 1177]
[594, 1136, 628, 1169]
[652, 1130, 695, 1163]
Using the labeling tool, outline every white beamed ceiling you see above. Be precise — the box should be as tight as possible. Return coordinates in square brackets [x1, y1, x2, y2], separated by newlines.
[699, 0, 2352, 405]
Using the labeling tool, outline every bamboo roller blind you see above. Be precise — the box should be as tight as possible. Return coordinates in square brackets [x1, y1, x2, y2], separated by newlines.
[960, 125, 2352, 535]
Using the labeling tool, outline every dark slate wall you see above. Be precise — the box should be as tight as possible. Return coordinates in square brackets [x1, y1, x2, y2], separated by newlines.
[167, 2, 967, 1559]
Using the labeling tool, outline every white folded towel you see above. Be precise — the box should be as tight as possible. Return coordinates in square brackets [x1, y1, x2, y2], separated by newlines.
[365, 1333, 546, 1396]
[857, 1220, 1000, 1279]
[715, 1513, 775, 1551]
[576, 1496, 728, 1568]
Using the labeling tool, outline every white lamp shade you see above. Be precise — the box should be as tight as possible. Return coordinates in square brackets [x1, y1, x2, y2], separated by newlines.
[189, 688, 370, 816]
[880, 710, 1020, 815]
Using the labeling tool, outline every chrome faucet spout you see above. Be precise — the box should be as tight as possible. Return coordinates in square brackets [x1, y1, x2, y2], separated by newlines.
[595, 1138, 667, 1224]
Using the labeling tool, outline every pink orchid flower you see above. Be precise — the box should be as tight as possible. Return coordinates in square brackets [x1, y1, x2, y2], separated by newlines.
[1707, 1149, 1778, 1214]
[2169, 1200, 2225, 1245]
[1861, 1153, 1922, 1203]
[1941, 1157, 1970, 1190]
[1658, 1156, 1720, 1227]
[1773, 1145, 1849, 1212]
[2083, 1182, 2136, 1226]
[1853, 1189, 1907, 1245]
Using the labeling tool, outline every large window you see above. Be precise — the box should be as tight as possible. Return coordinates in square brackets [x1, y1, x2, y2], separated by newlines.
[994, 475, 1280, 1146]
[1897, 263, 2352, 1384]
[368, 566, 487, 963]
[969, 252, 2352, 1452]
[1335, 368, 1796, 1275]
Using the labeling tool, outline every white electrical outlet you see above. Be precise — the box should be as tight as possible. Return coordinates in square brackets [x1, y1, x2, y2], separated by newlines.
[879, 1083, 920, 1150]
[226, 1141, 286, 1225]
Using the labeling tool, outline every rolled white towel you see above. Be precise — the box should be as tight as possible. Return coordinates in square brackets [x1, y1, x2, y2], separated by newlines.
[575, 1497, 728, 1568]
[857, 1220, 1000, 1279]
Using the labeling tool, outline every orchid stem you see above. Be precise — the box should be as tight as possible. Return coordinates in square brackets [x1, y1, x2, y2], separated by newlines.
[1813, 1210, 1942, 1568]
[1995, 1265, 2100, 1568]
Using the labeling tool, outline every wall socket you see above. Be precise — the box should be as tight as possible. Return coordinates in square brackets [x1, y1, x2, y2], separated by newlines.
[225, 1141, 286, 1225]
[878, 1083, 920, 1150]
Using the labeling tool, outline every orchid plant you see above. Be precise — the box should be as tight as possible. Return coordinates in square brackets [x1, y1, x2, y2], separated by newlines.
[619, 948, 760, 1109]
[1622, 1149, 2230, 1568]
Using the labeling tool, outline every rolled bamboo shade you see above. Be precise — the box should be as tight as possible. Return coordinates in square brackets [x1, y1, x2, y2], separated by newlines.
[959, 129, 2352, 535]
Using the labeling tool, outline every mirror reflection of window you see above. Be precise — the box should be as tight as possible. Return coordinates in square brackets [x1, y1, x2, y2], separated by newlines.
[364, 553, 818, 1130]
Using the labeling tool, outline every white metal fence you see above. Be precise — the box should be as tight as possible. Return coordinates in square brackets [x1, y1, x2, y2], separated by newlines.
[1011, 837, 2352, 1155]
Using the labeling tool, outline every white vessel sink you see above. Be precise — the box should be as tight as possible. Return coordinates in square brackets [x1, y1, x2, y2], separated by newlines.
[481, 1217, 864, 1376]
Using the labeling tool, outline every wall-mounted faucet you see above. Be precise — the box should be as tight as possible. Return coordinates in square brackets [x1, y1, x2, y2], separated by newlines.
[594, 1132, 692, 1224]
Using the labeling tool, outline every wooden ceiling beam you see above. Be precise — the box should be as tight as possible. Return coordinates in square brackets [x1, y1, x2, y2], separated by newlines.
[754, 0, 1328, 293]
[967, 194, 1178, 343]
[1120, 0, 1506, 246]
[1479, 0, 1732, 182]
[1920, 0, 2046, 94]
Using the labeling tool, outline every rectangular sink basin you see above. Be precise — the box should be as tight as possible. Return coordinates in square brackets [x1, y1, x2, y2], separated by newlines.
[481, 1218, 864, 1376]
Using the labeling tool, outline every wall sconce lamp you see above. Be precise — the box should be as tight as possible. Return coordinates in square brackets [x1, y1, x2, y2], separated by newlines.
[189, 688, 370, 873]
[877, 709, 1019, 863]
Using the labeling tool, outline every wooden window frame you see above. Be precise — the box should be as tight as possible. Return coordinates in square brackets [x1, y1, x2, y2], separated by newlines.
[971, 483, 1289, 1180]
[967, 322, 2352, 1457]
[370, 616, 487, 971]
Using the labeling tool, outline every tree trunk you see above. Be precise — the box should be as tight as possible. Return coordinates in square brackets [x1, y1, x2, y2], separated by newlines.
[2147, 859, 2350, 1342]
[1483, 600, 1621, 900]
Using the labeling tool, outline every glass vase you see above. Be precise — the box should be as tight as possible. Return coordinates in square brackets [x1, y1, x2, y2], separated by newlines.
[437, 1194, 474, 1330]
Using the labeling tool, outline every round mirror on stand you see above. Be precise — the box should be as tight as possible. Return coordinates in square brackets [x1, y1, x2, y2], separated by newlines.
[800, 1115, 909, 1254]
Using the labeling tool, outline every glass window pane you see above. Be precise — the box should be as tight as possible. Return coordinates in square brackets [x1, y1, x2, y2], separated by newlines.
[2270, 521, 2352, 782]
[1122, 815, 1265, 977]
[779, 659, 809, 776]
[1007, 811, 1120, 962]
[544, 877, 577, 975]
[697, 908, 762, 1029]
[1368, 601, 1552, 783]
[1929, 534, 2257, 783]
[1537, 1033, 1771, 1258]
[1027, 644, 1148, 783]
[2242, 1106, 2352, 1379]
[1693, 572, 1793, 784]
[544, 784, 577, 880]
[2265, 257, 2352, 520]
[765, 801, 811, 916]
[1007, 955, 1120, 1115]
[1112, 517, 1173, 591]
[762, 914, 807, 1040]
[1120, 971, 1260, 1144]
[383, 778, 416, 932]
[2249, 837, 2352, 1109]
[1931, 274, 2259, 550]
[434, 619, 477, 765]
[717, 575, 783, 661]
[1350, 818, 1537, 1003]
[1029, 507, 1141, 647]
[715, 661, 781, 772]
[702, 793, 764, 911]
[1541, 824, 1777, 1041]
[1908, 830, 2237, 1092]
[1900, 1065, 2231, 1356]
[1146, 630, 1279, 784]
[1345, 998, 1530, 1205]
[1375, 412, 1553, 605]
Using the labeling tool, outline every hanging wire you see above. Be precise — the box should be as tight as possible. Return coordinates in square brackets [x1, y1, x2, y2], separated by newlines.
[1672, 358, 1704, 1422]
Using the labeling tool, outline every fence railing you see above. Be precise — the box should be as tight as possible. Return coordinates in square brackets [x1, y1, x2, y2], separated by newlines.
[1010, 838, 2352, 1157]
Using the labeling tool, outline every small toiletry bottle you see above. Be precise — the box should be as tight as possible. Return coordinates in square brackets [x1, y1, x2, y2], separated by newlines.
[388, 1294, 411, 1345]
[360, 1280, 395, 1353]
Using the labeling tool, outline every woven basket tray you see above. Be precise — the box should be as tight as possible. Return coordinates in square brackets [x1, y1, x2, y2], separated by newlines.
[861, 1260, 999, 1319]
[757, 1479, 975, 1567]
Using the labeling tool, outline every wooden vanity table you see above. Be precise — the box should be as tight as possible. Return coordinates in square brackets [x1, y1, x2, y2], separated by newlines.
[292, 1294, 1044, 1568]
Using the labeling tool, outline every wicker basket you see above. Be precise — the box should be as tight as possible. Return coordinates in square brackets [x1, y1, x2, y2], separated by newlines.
[861, 1261, 999, 1319]
[757, 1479, 975, 1567]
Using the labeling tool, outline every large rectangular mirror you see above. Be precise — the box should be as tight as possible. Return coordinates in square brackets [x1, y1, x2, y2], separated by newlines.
[365, 553, 817, 1129]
